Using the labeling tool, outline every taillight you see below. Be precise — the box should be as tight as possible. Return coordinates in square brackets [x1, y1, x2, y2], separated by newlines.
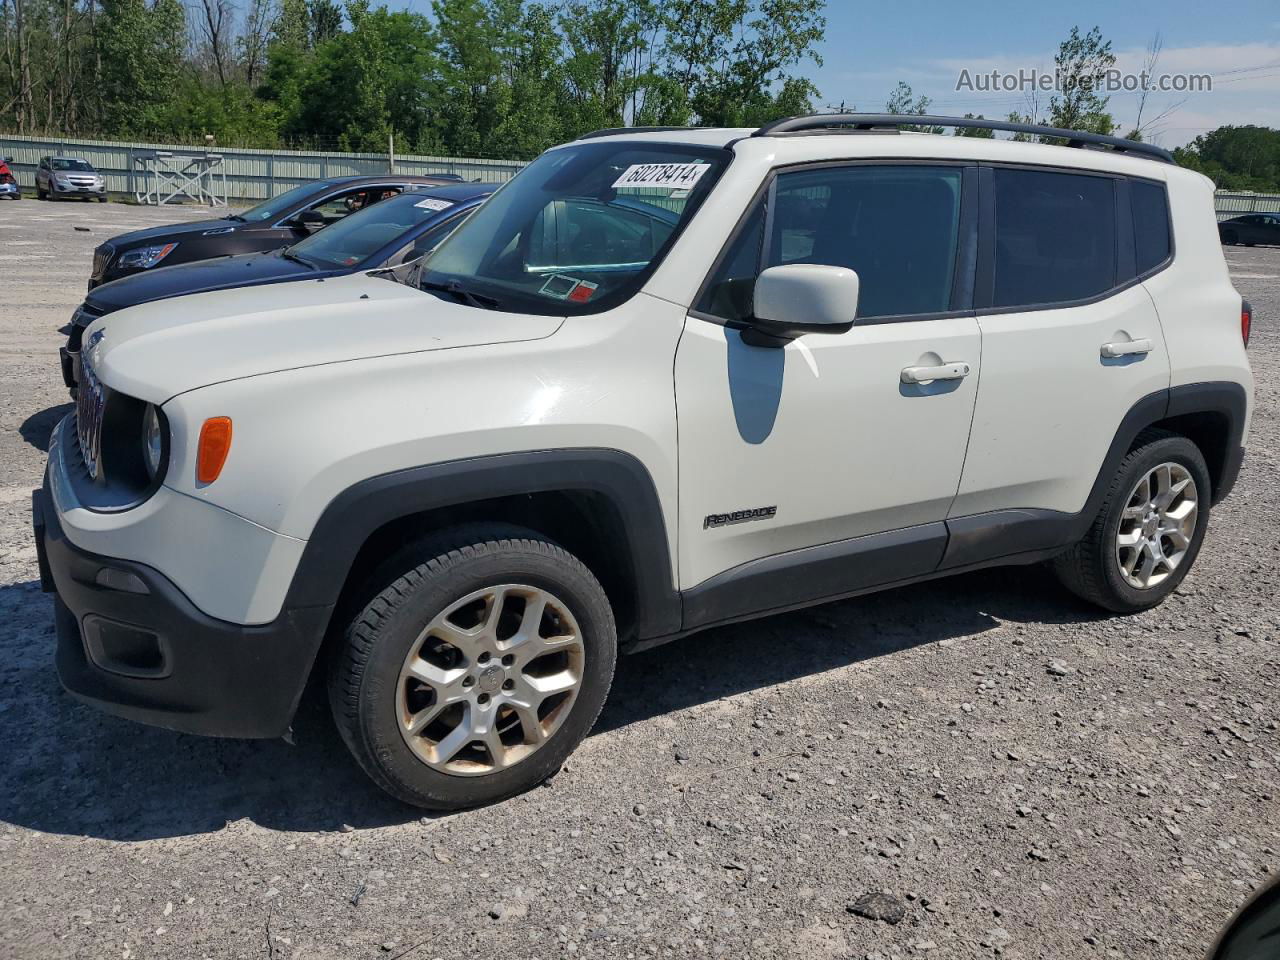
[1241, 300, 1252, 348]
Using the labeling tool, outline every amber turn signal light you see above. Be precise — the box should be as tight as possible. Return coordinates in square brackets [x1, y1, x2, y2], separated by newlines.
[196, 417, 233, 484]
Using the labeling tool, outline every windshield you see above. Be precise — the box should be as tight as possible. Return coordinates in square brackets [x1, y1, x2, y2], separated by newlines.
[52, 158, 94, 172]
[235, 181, 324, 223]
[290, 192, 471, 268]
[419, 141, 730, 315]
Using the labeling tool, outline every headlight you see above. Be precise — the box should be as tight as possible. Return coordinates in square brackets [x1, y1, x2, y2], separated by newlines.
[142, 404, 166, 480]
[118, 243, 178, 270]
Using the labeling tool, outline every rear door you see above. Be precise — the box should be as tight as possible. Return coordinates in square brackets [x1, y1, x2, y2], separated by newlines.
[950, 166, 1171, 536]
[675, 162, 982, 608]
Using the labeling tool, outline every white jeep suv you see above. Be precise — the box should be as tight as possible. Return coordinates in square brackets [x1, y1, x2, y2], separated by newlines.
[34, 115, 1254, 810]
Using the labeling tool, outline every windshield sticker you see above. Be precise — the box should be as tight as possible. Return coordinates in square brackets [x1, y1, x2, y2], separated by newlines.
[538, 275, 598, 302]
[414, 197, 455, 211]
[539, 275, 579, 299]
[611, 162, 710, 191]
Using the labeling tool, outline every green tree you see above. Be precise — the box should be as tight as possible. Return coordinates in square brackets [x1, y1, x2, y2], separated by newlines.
[287, 0, 438, 151]
[1045, 25, 1115, 136]
[1174, 125, 1280, 191]
[953, 112, 995, 138]
[884, 81, 943, 134]
[95, 0, 186, 136]
[670, 0, 824, 127]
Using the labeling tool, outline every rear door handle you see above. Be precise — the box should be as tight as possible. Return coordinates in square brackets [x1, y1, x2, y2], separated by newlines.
[900, 361, 971, 384]
[1100, 338, 1153, 358]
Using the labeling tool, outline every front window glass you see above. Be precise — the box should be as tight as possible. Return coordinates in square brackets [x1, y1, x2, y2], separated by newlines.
[290, 193, 465, 268]
[420, 142, 729, 315]
[698, 165, 963, 322]
[52, 158, 94, 172]
[236, 182, 326, 223]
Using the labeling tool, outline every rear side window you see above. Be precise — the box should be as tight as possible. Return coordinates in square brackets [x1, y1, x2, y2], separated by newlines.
[992, 168, 1116, 308]
[1132, 180, 1171, 275]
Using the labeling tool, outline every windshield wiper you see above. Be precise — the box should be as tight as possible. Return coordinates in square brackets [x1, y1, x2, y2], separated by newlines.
[281, 249, 316, 269]
[421, 279, 501, 311]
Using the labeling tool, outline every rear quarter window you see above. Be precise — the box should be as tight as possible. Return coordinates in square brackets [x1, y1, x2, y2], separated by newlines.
[1132, 180, 1172, 275]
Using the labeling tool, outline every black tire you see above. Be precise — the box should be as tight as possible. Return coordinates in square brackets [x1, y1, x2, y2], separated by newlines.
[1053, 430, 1211, 613]
[36, 187, 46, 200]
[329, 524, 617, 809]
[98, 195, 108, 203]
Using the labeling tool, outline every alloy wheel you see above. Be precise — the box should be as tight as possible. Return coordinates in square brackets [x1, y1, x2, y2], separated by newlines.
[1115, 461, 1199, 589]
[395, 584, 585, 776]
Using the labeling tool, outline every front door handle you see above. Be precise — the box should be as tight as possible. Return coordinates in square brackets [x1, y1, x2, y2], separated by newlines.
[1100, 338, 1153, 358]
[901, 361, 971, 384]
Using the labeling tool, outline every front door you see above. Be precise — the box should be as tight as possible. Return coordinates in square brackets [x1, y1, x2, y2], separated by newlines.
[675, 162, 981, 623]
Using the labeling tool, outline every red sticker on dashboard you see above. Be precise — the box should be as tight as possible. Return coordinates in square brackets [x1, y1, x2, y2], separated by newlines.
[567, 280, 598, 303]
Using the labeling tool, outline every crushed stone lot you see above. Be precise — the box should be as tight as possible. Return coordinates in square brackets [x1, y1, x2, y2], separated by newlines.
[1, 198, 1277, 960]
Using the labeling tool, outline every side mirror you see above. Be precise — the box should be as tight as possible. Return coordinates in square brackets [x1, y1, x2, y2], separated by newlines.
[741, 264, 859, 347]
[292, 209, 326, 232]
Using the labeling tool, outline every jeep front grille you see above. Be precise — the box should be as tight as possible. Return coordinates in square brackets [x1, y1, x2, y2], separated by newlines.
[75, 353, 106, 480]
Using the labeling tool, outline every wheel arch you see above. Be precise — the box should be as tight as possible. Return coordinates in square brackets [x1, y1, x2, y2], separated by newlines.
[1085, 382, 1246, 522]
[282, 449, 682, 650]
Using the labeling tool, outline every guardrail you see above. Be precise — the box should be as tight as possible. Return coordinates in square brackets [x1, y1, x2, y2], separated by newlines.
[0, 133, 525, 203]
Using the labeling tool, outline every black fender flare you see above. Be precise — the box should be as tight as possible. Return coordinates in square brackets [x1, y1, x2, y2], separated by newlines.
[281, 448, 682, 641]
[941, 381, 1247, 569]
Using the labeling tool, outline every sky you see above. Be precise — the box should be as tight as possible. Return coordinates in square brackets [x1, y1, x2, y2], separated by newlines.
[801, 0, 1280, 147]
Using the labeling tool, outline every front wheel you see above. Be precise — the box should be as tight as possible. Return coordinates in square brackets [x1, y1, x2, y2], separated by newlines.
[1053, 431, 1210, 613]
[329, 525, 617, 809]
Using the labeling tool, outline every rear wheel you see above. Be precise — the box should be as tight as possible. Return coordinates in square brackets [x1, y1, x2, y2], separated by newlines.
[329, 525, 617, 809]
[1053, 431, 1210, 613]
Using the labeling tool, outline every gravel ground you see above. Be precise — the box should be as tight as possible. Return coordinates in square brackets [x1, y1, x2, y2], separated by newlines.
[0, 198, 1277, 960]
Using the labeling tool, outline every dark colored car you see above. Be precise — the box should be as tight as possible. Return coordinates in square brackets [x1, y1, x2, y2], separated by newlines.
[62, 182, 493, 392]
[1219, 213, 1280, 246]
[88, 174, 464, 290]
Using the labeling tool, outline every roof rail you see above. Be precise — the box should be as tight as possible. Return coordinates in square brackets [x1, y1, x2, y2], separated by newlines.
[576, 126, 694, 140]
[752, 113, 1174, 163]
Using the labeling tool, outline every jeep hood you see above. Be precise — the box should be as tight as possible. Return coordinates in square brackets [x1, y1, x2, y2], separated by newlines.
[86, 273, 564, 403]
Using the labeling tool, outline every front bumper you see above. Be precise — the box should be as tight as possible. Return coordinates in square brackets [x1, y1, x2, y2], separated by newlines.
[34, 482, 332, 738]
[53, 181, 105, 197]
